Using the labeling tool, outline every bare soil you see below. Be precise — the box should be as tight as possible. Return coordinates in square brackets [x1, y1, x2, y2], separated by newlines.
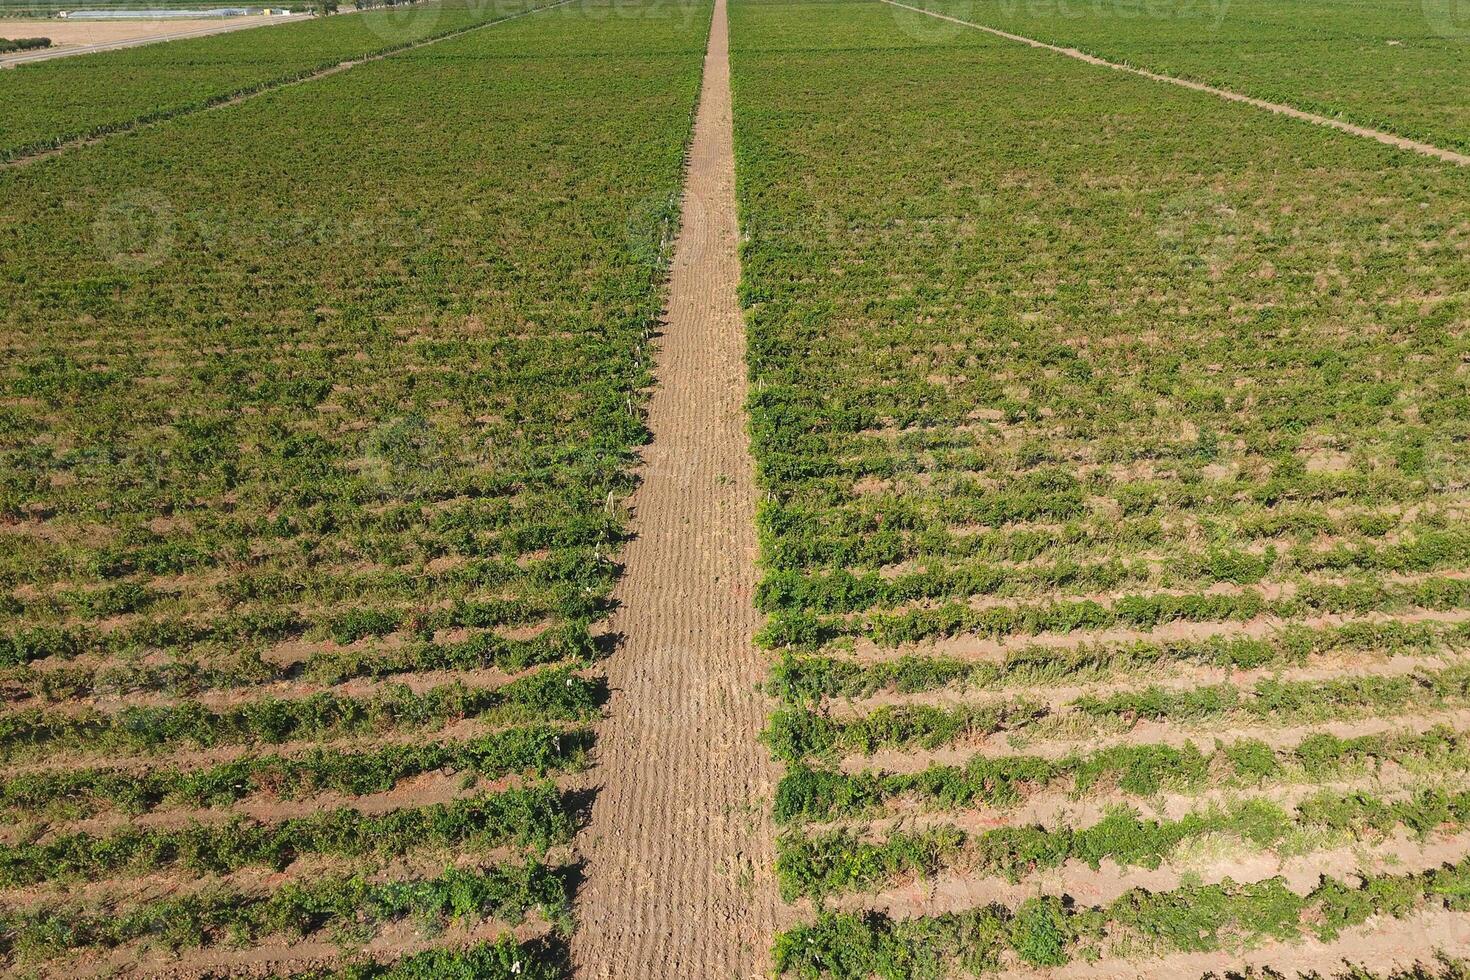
[568, 0, 780, 975]
[0, 15, 290, 52]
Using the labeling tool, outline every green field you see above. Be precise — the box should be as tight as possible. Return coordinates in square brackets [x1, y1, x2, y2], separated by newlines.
[0, 0, 707, 973]
[0, 0, 543, 161]
[906, 0, 1470, 152]
[730, 0, 1470, 974]
[3, 0, 1469, 972]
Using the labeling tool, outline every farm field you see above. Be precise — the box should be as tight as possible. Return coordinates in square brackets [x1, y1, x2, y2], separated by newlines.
[904, 0, 1470, 154]
[0, 0, 708, 974]
[730, 0, 1470, 975]
[0, 0, 544, 161]
[4, 0, 1470, 973]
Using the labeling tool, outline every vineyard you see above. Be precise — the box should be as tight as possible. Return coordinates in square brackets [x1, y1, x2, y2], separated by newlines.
[3, 0, 1470, 974]
[0, 0, 545, 161]
[906, 0, 1470, 154]
[731, 0, 1470, 975]
[0, 0, 707, 974]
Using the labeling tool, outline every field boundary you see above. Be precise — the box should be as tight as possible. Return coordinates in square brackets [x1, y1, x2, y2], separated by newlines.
[880, 0, 1470, 168]
[2, 0, 573, 167]
[0, 15, 298, 68]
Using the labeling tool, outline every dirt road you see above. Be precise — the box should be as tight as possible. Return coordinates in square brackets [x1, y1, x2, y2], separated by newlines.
[569, 0, 780, 975]
[0, 14, 297, 67]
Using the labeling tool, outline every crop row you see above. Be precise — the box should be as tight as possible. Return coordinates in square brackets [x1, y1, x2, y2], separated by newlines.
[778, 787, 1470, 898]
[1, 861, 568, 965]
[299, 936, 566, 980]
[0, 782, 573, 885]
[756, 526, 1470, 613]
[761, 497, 1468, 573]
[764, 575, 1470, 650]
[768, 619, 1459, 704]
[0, 668, 601, 761]
[0, 723, 588, 819]
[776, 724, 1470, 824]
[0, 592, 598, 668]
[776, 853, 1470, 976]
[0, 620, 597, 705]
[766, 662, 1470, 761]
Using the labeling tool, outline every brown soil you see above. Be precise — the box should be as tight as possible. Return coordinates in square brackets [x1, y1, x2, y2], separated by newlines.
[845, 606, 1470, 664]
[881, 0, 1470, 168]
[822, 830, 1470, 917]
[845, 707, 1470, 772]
[998, 908, 1470, 980]
[0, 16, 285, 50]
[568, 0, 780, 975]
[825, 649, 1467, 718]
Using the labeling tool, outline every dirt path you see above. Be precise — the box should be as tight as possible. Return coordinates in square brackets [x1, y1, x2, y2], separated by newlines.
[881, 0, 1470, 168]
[569, 0, 779, 975]
[0, 16, 297, 68]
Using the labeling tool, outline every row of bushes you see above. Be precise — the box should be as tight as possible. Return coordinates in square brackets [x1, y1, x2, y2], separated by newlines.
[765, 663, 1470, 761]
[775, 855, 1470, 975]
[0, 38, 49, 55]
[0, 668, 602, 759]
[1, 723, 589, 818]
[774, 725, 1470, 823]
[0, 783, 573, 885]
[778, 788, 1470, 898]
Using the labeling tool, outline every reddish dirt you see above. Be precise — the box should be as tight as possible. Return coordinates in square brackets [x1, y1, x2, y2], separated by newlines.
[569, 0, 780, 975]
